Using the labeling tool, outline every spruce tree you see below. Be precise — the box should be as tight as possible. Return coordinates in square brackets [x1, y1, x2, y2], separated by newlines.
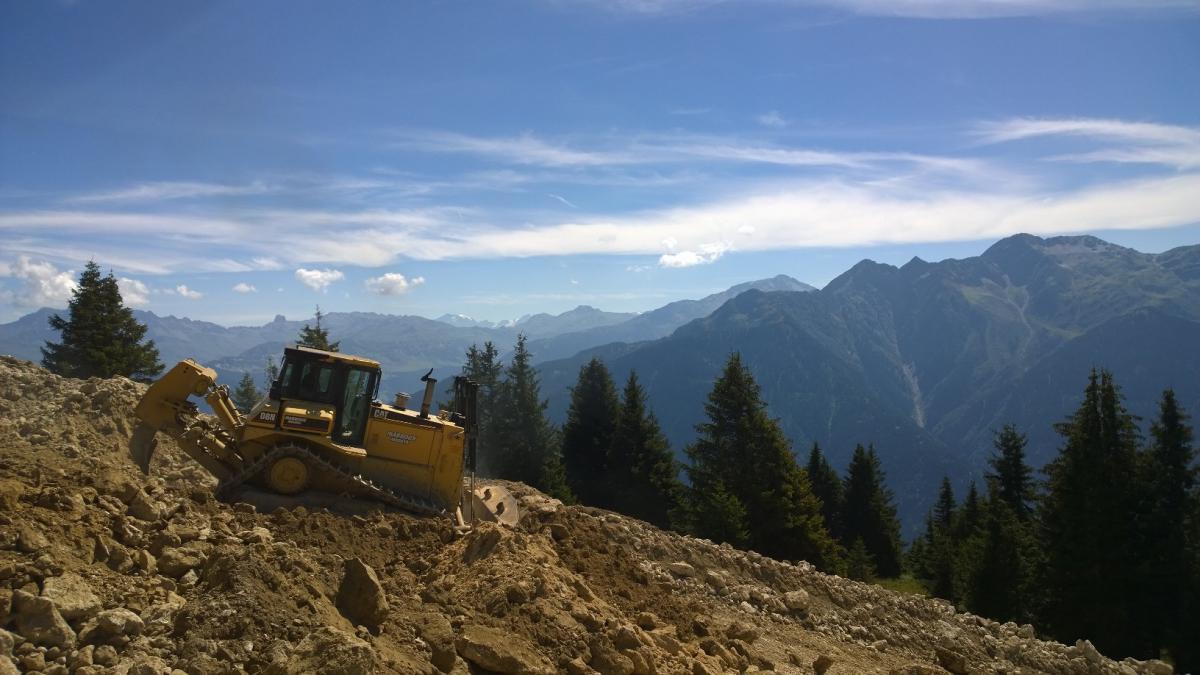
[845, 537, 876, 582]
[455, 342, 505, 474]
[42, 261, 163, 381]
[490, 335, 573, 502]
[1041, 369, 1143, 658]
[988, 424, 1035, 520]
[297, 306, 339, 351]
[806, 443, 844, 540]
[232, 372, 262, 412]
[561, 358, 620, 508]
[841, 444, 904, 578]
[264, 355, 280, 388]
[1142, 389, 1196, 666]
[927, 477, 958, 600]
[966, 492, 1039, 624]
[954, 481, 983, 541]
[684, 353, 839, 569]
[609, 370, 682, 530]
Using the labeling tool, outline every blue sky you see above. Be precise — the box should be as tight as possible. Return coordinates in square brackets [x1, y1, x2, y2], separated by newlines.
[1, 0, 1198, 325]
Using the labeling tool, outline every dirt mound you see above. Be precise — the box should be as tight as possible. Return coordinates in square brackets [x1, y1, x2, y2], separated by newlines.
[0, 356, 1177, 674]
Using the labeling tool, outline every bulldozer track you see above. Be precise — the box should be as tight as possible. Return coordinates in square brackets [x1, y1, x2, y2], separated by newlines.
[215, 441, 447, 517]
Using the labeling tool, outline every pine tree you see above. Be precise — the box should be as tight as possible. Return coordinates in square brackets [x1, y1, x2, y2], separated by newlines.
[683, 353, 839, 569]
[264, 355, 280, 389]
[42, 261, 163, 381]
[845, 537, 876, 582]
[841, 444, 904, 578]
[1142, 389, 1196, 666]
[561, 358, 620, 508]
[232, 372, 261, 412]
[927, 477, 958, 600]
[966, 493, 1040, 624]
[490, 335, 573, 502]
[455, 342, 505, 475]
[988, 424, 1035, 520]
[297, 306, 339, 351]
[806, 443, 844, 540]
[954, 481, 983, 541]
[609, 371, 683, 530]
[1041, 369, 1144, 658]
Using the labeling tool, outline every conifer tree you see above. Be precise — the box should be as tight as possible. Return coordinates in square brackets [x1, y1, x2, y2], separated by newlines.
[806, 443, 844, 540]
[988, 424, 1035, 520]
[42, 261, 163, 381]
[561, 358, 620, 508]
[608, 370, 682, 530]
[1142, 389, 1196, 666]
[490, 335, 573, 502]
[264, 356, 280, 388]
[1041, 369, 1143, 658]
[926, 477, 958, 600]
[684, 353, 839, 569]
[297, 306, 339, 351]
[845, 537, 876, 582]
[232, 372, 262, 412]
[841, 444, 903, 577]
[455, 342, 505, 474]
[954, 481, 983, 541]
[966, 494, 1039, 624]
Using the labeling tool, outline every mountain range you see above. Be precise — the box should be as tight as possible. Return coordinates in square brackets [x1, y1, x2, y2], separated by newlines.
[0, 275, 811, 402]
[3, 234, 1195, 532]
[537, 235, 1200, 532]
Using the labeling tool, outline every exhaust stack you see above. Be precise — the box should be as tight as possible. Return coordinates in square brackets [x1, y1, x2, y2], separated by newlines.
[419, 368, 437, 418]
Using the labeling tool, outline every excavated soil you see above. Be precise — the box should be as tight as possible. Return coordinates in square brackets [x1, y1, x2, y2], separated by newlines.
[0, 355, 1180, 675]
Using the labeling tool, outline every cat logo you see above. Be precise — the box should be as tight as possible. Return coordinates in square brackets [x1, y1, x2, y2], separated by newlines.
[387, 431, 417, 444]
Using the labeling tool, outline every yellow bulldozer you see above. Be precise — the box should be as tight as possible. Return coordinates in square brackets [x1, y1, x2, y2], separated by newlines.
[128, 345, 516, 527]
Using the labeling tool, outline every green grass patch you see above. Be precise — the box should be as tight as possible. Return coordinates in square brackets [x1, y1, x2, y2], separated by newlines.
[874, 575, 930, 597]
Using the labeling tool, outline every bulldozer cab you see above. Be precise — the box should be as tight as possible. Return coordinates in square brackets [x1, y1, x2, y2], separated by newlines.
[273, 346, 380, 447]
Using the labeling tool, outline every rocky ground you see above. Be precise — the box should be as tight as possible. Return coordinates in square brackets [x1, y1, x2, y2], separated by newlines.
[0, 355, 1180, 675]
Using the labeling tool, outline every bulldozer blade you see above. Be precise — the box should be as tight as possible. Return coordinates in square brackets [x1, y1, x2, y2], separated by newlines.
[129, 423, 159, 475]
[468, 485, 520, 528]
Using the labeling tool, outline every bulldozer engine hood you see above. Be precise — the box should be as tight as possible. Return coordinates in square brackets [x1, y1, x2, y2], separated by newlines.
[278, 404, 334, 434]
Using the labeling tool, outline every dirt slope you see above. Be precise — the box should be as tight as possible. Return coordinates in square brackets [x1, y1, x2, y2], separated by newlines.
[0, 356, 1177, 675]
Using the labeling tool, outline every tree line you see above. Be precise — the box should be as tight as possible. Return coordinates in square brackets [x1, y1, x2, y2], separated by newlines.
[458, 339, 1197, 670]
[908, 371, 1198, 669]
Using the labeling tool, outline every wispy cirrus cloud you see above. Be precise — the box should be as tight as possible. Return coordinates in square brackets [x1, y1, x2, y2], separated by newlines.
[756, 111, 788, 129]
[70, 181, 275, 203]
[571, 0, 1200, 18]
[974, 117, 1200, 169]
[4, 172, 1199, 270]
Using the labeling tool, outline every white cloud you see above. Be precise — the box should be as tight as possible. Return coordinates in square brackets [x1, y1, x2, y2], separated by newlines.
[391, 130, 632, 167]
[70, 180, 273, 204]
[364, 273, 425, 296]
[118, 278, 150, 307]
[581, 0, 1199, 18]
[547, 193, 578, 208]
[659, 242, 731, 268]
[974, 118, 1200, 169]
[251, 257, 285, 271]
[756, 111, 788, 128]
[174, 284, 203, 300]
[295, 268, 345, 292]
[232, 282, 257, 294]
[0, 256, 77, 308]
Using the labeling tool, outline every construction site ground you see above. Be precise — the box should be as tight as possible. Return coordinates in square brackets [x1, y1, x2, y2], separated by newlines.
[0, 356, 1178, 675]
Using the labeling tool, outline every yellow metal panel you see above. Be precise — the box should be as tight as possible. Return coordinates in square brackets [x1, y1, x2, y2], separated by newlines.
[290, 345, 380, 369]
[279, 404, 334, 435]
